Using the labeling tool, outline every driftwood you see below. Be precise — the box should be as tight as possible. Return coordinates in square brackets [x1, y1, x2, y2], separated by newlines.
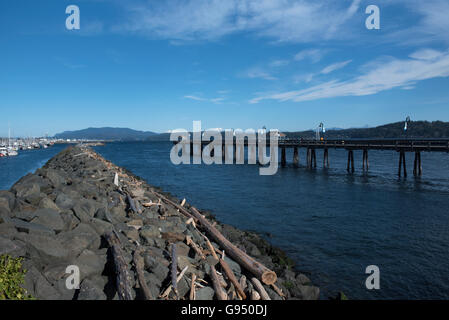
[152, 191, 197, 222]
[210, 265, 228, 300]
[239, 275, 247, 293]
[271, 283, 285, 299]
[133, 247, 153, 300]
[105, 231, 133, 300]
[219, 258, 247, 299]
[126, 193, 140, 213]
[251, 290, 261, 300]
[186, 236, 206, 260]
[204, 236, 219, 260]
[190, 274, 196, 300]
[216, 271, 228, 288]
[160, 266, 189, 299]
[189, 207, 277, 285]
[251, 277, 271, 300]
[171, 243, 178, 298]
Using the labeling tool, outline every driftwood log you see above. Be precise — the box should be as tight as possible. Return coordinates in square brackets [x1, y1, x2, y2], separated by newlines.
[220, 258, 247, 299]
[251, 277, 271, 300]
[152, 191, 197, 222]
[133, 247, 153, 300]
[190, 274, 197, 300]
[210, 265, 228, 300]
[189, 207, 277, 285]
[171, 243, 178, 298]
[105, 231, 133, 300]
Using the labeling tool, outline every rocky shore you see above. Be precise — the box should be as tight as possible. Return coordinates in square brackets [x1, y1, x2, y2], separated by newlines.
[0, 146, 319, 300]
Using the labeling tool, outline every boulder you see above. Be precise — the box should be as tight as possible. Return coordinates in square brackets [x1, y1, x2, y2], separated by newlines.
[94, 207, 113, 223]
[38, 197, 60, 211]
[14, 232, 69, 261]
[290, 284, 320, 300]
[73, 200, 97, 223]
[55, 193, 75, 210]
[11, 218, 55, 235]
[77, 278, 107, 300]
[30, 208, 65, 232]
[73, 249, 107, 280]
[57, 223, 101, 255]
[143, 255, 169, 282]
[0, 222, 17, 238]
[0, 237, 24, 256]
[296, 273, 312, 285]
[13, 210, 38, 221]
[0, 190, 15, 211]
[60, 210, 80, 231]
[89, 218, 113, 236]
[196, 286, 215, 300]
[140, 225, 161, 240]
[175, 241, 190, 257]
[45, 168, 67, 187]
[23, 265, 62, 300]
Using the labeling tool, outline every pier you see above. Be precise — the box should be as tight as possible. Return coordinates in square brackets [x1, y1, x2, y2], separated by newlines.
[179, 138, 449, 177]
[278, 138, 449, 177]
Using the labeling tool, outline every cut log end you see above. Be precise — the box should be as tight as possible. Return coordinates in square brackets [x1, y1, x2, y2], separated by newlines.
[261, 271, 277, 285]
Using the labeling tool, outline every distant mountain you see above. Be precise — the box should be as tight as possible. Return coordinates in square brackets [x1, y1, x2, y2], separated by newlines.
[54, 127, 157, 141]
[285, 121, 449, 139]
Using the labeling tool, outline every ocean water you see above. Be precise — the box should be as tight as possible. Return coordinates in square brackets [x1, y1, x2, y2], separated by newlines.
[0, 144, 67, 190]
[2, 141, 449, 299]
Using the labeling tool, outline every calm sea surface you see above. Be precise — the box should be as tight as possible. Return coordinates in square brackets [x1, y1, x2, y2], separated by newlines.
[2, 141, 449, 299]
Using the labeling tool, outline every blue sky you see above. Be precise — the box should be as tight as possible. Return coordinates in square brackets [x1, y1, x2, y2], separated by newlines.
[1, 0, 449, 137]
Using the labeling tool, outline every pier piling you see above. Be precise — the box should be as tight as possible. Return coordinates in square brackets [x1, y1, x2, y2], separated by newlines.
[281, 147, 286, 167]
[307, 148, 311, 169]
[413, 152, 422, 176]
[362, 149, 369, 171]
[398, 151, 407, 177]
[323, 148, 329, 168]
[312, 149, 317, 168]
[347, 150, 355, 173]
[293, 147, 299, 168]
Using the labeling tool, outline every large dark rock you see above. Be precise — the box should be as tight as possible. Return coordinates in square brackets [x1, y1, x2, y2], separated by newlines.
[0, 237, 24, 256]
[77, 278, 107, 300]
[196, 287, 215, 300]
[73, 199, 98, 223]
[44, 168, 67, 187]
[60, 210, 80, 231]
[290, 284, 320, 300]
[30, 208, 65, 232]
[57, 223, 101, 255]
[0, 190, 15, 211]
[55, 193, 75, 210]
[14, 232, 70, 263]
[0, 222, 17, 238]
[23, 265, 61, 300]
[11, 218, 55, 235]
[73, 249, 107, 280]
[38, 197, 60, 211]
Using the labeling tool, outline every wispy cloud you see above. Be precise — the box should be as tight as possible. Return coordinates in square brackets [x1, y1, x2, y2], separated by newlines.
[294, 49, 326, 63]
[250, 48, 449, 103]
[243, 67, 277, 80]
[184, 95, 225, 104]
[269, 59, 290, 67]
[119, 0, 363, 43]
[320, 60, 352, 74]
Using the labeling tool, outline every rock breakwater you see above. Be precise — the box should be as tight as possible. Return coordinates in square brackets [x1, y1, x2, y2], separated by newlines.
[0, 146, 319, 300]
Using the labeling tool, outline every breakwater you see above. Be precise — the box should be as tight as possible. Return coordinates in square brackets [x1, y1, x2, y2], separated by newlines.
[0, 146, 318, 300]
